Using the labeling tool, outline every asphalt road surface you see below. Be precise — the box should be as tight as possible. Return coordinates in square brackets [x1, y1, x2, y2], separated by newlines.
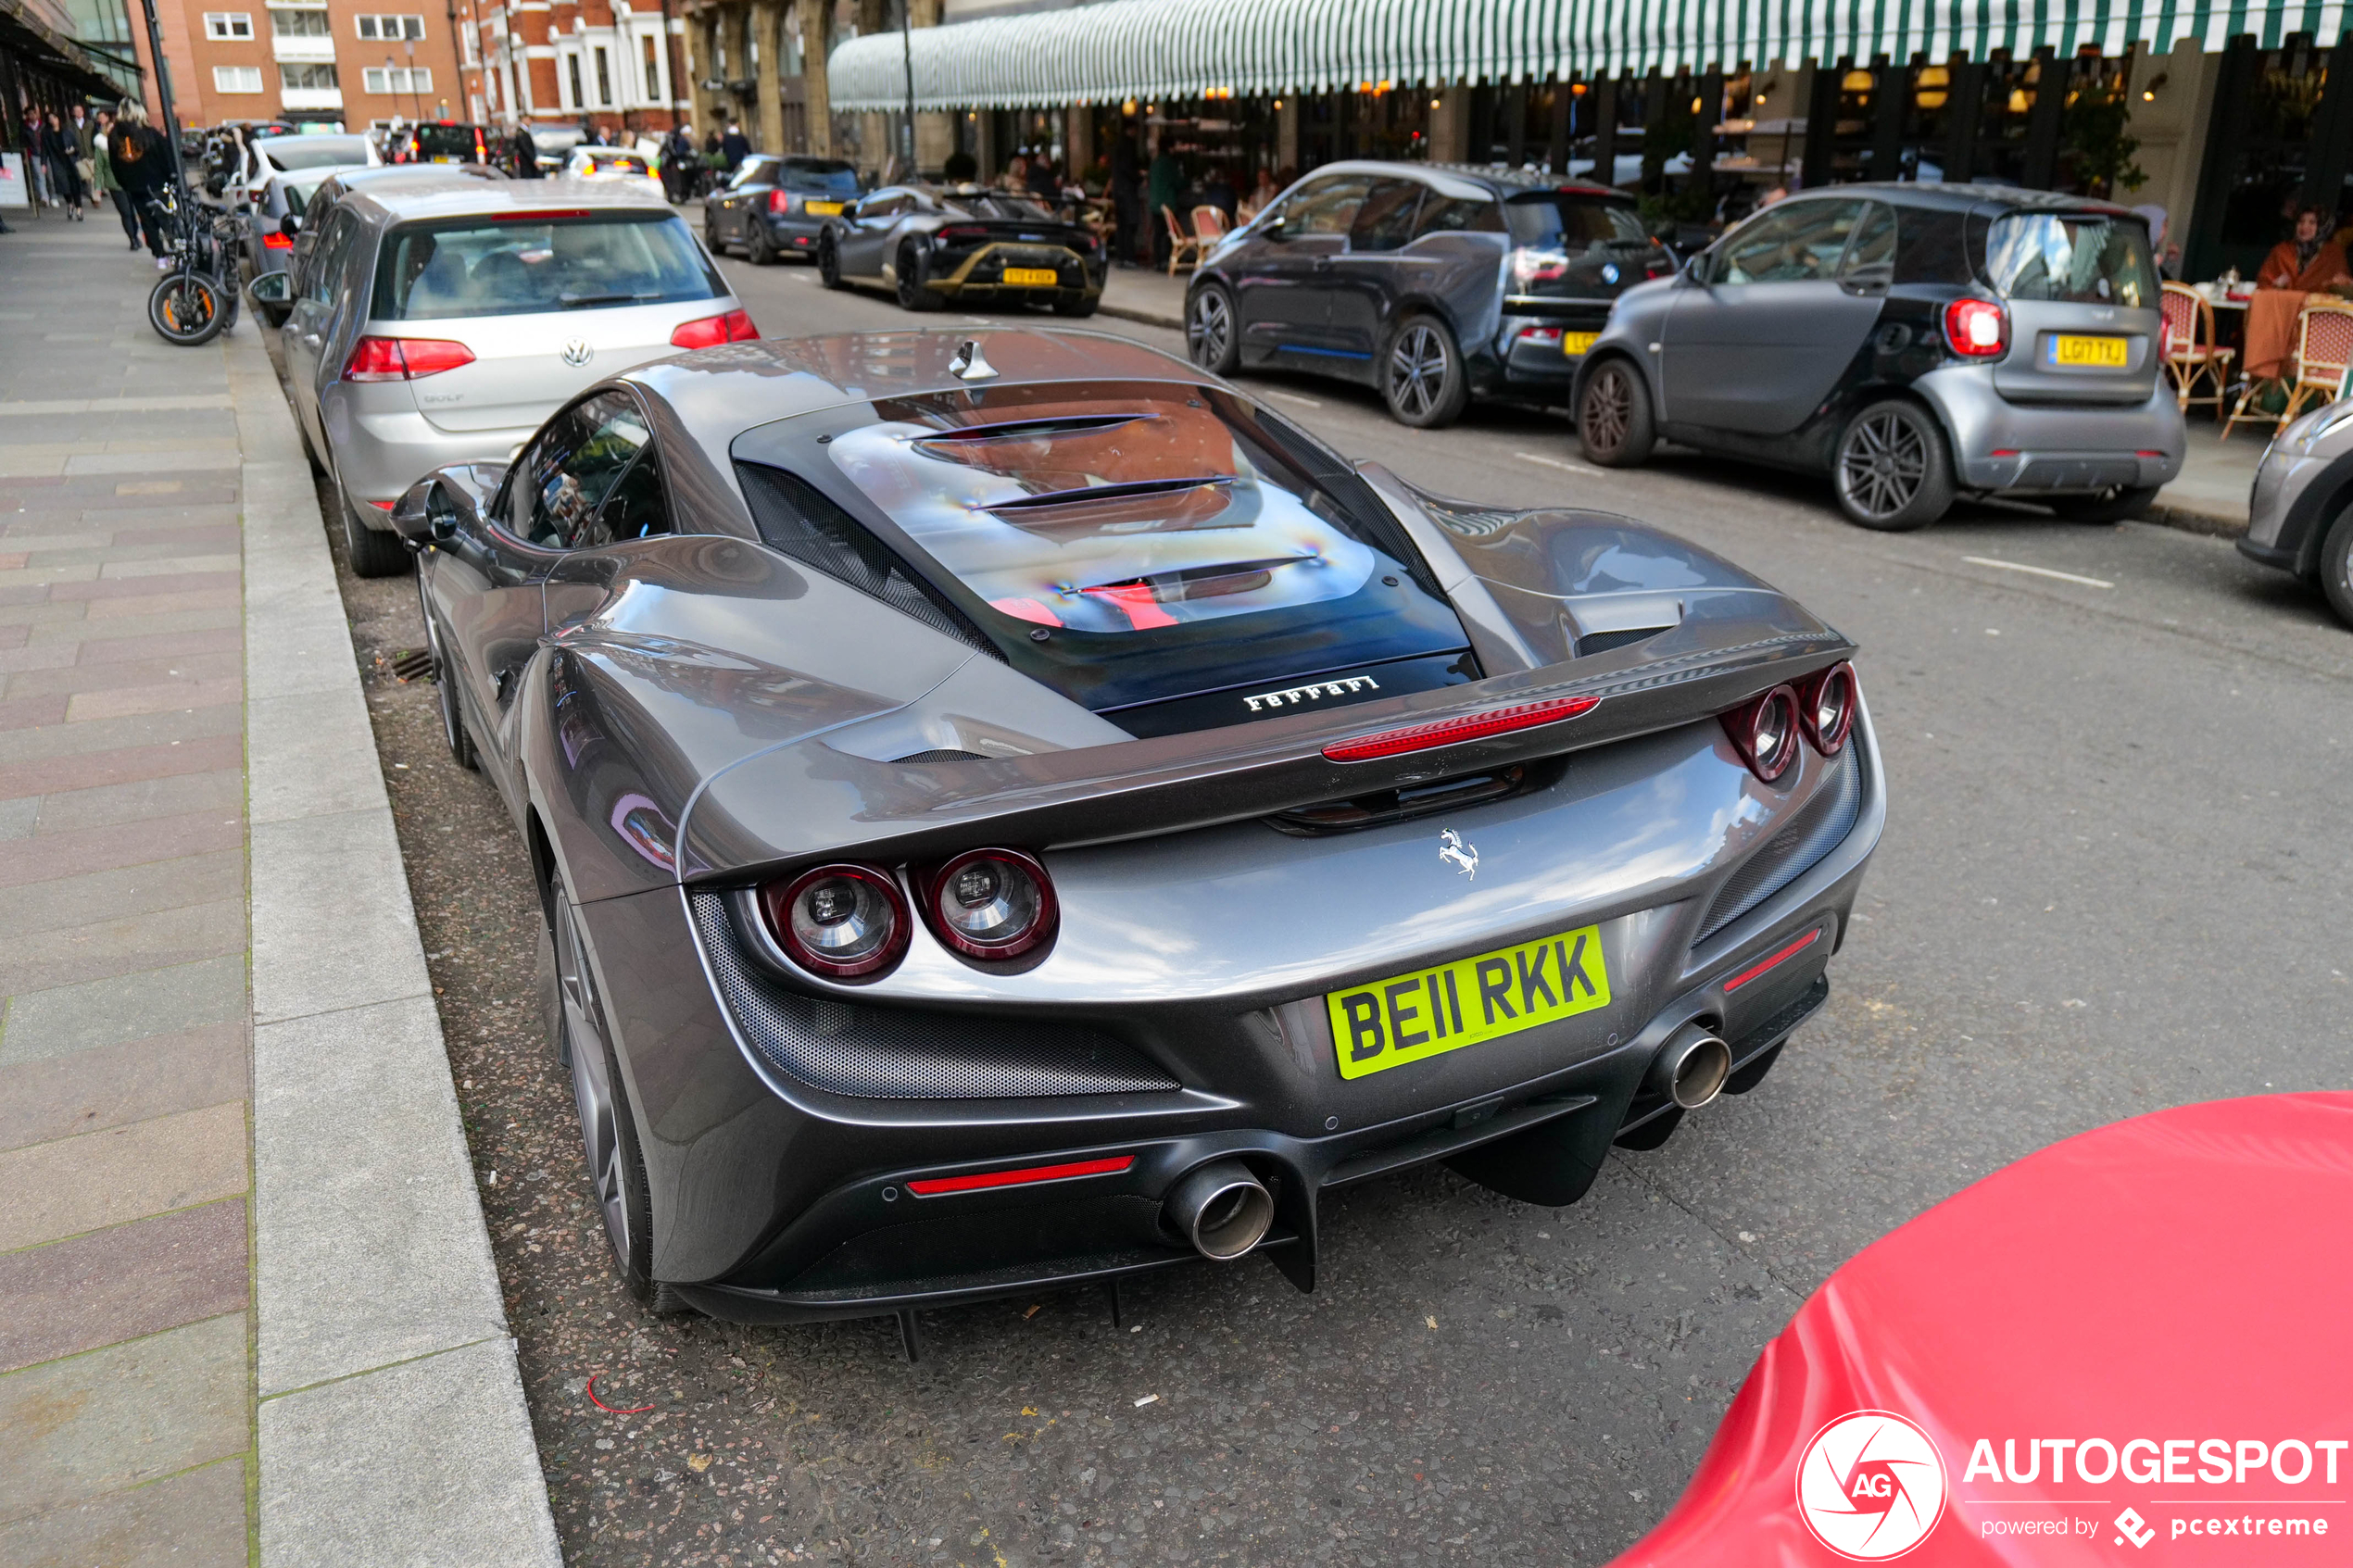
[324, 245, 2353, 1568]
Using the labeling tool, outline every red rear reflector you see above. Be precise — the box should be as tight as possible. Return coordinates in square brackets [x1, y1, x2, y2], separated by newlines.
[1724, 927, 1821, 992]
[2136, 449, 2166, 458]
[263, 232, 293, 249]
[367, 498, 396, 510]
[669, 308, 760, 349]
[1989, 448, 2019, 458]
[906, 1155, 1134, 1197]
[1323, 694, 1601, 763]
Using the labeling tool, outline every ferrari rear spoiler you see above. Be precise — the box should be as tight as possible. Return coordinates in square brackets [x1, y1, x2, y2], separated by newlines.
[676, 604, 1856, 881]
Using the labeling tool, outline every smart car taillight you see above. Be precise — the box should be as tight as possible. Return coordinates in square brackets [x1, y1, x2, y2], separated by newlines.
[1944, 298, 2007, 358]
[1723, 685, 1800, 783]
[1799, 662, 1858, 756]
[761, 864, 909, 979]
[670, 308, 759, 348]
[925, 848, 1057, 960]
[342, 336, 475, 382]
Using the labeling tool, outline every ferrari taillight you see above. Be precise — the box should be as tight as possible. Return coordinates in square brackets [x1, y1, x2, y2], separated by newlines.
[342, 336, 475, 382]
[1944, 297, 2007, 358]
[761, 864, 909, 979]
[670, 309, 759, 348]
[1799, 662, 1858, 756]
[1723, 684, 1801, 783]
[925, 848, 1057, 960]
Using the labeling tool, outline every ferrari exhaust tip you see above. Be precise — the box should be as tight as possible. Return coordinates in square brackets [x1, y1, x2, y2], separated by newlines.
[1164, 1160, 1274, 1261]
[1647, 1024, 1732, 1110]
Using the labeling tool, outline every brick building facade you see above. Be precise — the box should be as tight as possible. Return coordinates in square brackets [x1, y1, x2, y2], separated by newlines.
[475, 0, 689, 134]
[134, 0, 482, 128]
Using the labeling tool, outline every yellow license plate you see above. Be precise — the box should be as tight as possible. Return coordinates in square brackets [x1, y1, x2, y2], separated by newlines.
[1003, 267, 1059, 287]
[2051, 333, 2129, 368]
[1561, 331, 1600, 357]
[1327, 924, 1610, 1080]
[804, 200, 843, 216]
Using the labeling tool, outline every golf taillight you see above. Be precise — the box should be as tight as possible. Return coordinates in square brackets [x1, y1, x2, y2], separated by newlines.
[761, 864, 908, 979]
[1724, 684, 1801, 783]
[342, 335, 475, 382]
[925, 848, 1057, 960]
[1944, 297, 2007, 358]
[1799, 662, 1858, 756]
[670, 308, 759, 349]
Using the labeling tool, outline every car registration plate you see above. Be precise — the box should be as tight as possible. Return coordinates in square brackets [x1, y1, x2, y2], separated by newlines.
[1327, 924, 1610, 1080]
[1561, 331, 1599, 357]
[804, 201, 843, 216]
[2050, 333, 2129, 369]
[1004, 267, 1060, 286]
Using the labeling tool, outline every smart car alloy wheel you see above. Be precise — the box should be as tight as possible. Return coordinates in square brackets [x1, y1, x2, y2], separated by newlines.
[1382, 318, 1467, 428]
[1188, 283, 1239, 375]
[1832, 400, 1953, 532]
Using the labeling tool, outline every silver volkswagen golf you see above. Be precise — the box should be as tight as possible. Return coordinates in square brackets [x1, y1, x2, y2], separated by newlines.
[282, 175, 756, 574]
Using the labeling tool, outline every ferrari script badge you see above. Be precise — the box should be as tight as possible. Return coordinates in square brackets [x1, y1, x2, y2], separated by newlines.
[1438, 829, 1478, 880]
[560, 338, 595, 368]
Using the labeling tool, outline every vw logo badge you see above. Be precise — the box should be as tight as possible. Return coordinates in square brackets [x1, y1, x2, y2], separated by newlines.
[560, 338, 594, 368]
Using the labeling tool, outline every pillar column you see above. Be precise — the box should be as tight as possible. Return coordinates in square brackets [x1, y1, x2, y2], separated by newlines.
[1428, 85, 1467, 163]
[751, 0, 782, 147]
[798, 0, 830, 154]
[1277, 94, 1299, 170]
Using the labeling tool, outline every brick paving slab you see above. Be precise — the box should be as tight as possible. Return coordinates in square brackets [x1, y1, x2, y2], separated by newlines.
[0, 1457, 249, 1568]
[0, 1099, 249, 1251]
[0, 1023, 248, 1151]
[0, 1199, 250, 1373]
[0, 951, 248, 1063]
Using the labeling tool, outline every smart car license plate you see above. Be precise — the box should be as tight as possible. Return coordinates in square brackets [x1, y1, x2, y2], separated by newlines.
[1004, 267, 1060, 286]
[2050, 334, 2129, 369]
[1327, 925, 1610, 1080]
[1561, 332, 1599, 357]
[805, 201, 843, 216]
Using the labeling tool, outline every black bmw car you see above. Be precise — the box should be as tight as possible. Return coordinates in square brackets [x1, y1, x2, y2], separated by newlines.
[703, 153, 862, 265]
[817, 183, 1105, 315]
[1185, 160, 1675, 428]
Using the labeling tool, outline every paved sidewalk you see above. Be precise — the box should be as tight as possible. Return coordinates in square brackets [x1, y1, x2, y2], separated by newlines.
[0, 211, 558, 1566]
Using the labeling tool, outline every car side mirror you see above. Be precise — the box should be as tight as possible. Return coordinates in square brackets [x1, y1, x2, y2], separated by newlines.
[1682, 253, 1711, 285]
[1261, 213, 1288, 240]
[278, 211, 303, 239]
[837, 200, 860, 220]
[244, 270, 295, 328]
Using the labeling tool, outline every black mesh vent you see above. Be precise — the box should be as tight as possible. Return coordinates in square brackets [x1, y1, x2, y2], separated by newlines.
[690, 892, 1180, 1099]
[734, 461, 1003, 659]
[891, 748, 990, 763]
[1696, 753, 1864, 943]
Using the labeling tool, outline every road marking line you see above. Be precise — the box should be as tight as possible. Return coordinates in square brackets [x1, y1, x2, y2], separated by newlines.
[1961, 556, 2114, 589]
[1260, 389, 1324, 408]
[1514, 450, 1606, 478]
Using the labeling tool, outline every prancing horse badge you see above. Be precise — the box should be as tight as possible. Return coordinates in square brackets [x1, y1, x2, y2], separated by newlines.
[1438, 829, 1478, 880]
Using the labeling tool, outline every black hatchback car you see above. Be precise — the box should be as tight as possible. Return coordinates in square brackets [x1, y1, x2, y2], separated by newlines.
[702, 154, 862, 264]
[1572, 184, 2185, 530]
[1185, 160, 1674, 427]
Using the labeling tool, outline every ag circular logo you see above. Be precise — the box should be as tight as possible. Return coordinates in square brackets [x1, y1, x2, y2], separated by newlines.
[1794, 1410, 1946, 1560]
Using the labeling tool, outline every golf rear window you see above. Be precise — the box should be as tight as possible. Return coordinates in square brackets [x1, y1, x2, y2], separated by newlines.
[1985, 212, 2155, 307]
[371, 211, 723, 320]
[823, 391, 1394, 635]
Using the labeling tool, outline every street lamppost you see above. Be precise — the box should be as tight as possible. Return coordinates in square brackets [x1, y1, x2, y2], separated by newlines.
[898, 0, 913, 178]
[131, 0, 186, 181]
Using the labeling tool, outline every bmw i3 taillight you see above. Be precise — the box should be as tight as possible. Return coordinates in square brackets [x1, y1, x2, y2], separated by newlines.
[1944, 297, 2007, 358]
[1799, 662, 1858, 756]
[925, 848, 1057, 960]
[761, 864, 909, 979]
[1724, 685, 1801, 783]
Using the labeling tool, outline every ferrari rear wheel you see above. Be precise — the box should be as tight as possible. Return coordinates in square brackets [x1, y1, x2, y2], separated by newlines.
[1833, 399, 1953, 532]
[1187, 282, 1239, 374]
[896, 244, 942, 311]
[544, 868, 689, 1317]
[418, 572, 475, 771]
[816, 232, 845, 289]
[2319, 511, 2353, 628]
[1381, 315, 1468, 428]
[1578, 358, 1655, 467]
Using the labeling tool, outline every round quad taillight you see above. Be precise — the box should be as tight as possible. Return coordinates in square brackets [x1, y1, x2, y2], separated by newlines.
[761, 863, 909, 979]
[1724, 684, 1801, 783]
[925, 848, 1057, 960]
[1801, 662, 1858, 756]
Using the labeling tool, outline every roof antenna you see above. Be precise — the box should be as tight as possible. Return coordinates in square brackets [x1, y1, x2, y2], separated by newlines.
[950, 340, 999, 383]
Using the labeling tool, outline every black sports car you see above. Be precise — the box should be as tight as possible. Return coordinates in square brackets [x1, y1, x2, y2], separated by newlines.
[389, 328, 1881, 1339]
[816, 183, 1105, 316]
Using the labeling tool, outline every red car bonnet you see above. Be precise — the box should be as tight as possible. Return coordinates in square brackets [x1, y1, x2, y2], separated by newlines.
[1614, 1094, 2353, 1565]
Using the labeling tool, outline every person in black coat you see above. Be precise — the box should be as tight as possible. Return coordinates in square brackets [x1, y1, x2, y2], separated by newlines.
[720, 123, 750, 171]
[107, 103, 172, 262]
[510, 124, 539, 178]
[42, 111, 88, 220]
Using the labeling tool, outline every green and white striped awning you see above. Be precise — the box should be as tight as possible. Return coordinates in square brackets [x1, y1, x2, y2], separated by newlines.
[829, 0, 2348, 110]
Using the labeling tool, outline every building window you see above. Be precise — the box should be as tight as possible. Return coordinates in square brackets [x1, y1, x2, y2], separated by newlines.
[642, 34, 660, 101]
[566, 53, 584, 110]
[362, 66, 431, 94]
[202, 11, 252, 38]
[594, 46, 611, 107]
[270, 6, 329, 35]
[355, 13, 423, 40]
[280, 62, 338, 90]
[213, 64, 264, 91]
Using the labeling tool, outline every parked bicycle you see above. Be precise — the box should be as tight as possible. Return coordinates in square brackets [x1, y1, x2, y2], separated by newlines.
[145, 182, 247, 347]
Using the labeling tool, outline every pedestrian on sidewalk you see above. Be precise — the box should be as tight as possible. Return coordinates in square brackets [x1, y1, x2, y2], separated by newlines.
[720, 122, 749, 172]
[108, 101, 174, 267]
[41, 110, 88, 220]
[1146, 136, 1181, 270]
[91, 107, 139, 248]
[662, 121, 696, 202]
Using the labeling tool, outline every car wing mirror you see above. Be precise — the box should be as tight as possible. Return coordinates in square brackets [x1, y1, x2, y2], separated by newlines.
[278, 211, 302, 239]
[388, 482, 442, 546]
[1260, 213, 1287, 239]
[244, 270, 295, 329]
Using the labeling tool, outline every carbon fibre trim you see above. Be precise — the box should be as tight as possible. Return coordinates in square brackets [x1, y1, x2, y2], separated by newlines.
[689, 891, 1181, 1099]
[1696, 753, 1864, 944]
